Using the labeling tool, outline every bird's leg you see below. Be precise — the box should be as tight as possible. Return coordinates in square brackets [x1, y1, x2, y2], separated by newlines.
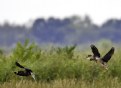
[95, 60, 98, 63]
[100, 62, 108, 70]
[103, 63, 108, 70]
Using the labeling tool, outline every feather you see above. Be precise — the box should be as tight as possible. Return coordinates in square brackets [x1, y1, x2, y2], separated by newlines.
[90, 44, 101, 57]
[101, 47, 114, 63]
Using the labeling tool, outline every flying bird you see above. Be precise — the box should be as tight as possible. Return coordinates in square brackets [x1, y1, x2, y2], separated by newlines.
[86, 44, 115, 69]
[14, 62, 36, 80]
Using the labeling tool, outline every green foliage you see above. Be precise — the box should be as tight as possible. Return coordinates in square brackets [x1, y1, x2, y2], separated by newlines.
[56, 45, 76, 59]
[12, 39, 37, 62]
[0, 41, 121, 84]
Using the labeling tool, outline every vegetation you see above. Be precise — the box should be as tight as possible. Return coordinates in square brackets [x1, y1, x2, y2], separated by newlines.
[0, 40, 121, 87]
[0, 79, 121, 88]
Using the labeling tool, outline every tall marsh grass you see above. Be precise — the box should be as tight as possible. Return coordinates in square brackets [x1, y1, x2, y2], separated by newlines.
[0, 78, 121, 88]
[0, 40, 121, 87]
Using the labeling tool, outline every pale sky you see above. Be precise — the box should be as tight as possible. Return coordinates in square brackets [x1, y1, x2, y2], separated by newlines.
[0, 0, 121, 25]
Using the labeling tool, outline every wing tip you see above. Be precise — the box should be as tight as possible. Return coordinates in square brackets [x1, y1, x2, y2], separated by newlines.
[15, 61, 25, 68]
[90, 44, 95, 48]
[111, 47, 115, 53]
[112, 47, 115, 53]
[15, 61, 19, 65]
[112, 47, 115, 50]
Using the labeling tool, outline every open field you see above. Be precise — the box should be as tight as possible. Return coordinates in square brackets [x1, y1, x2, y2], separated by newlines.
[0, 78, 121, 88]
[0, 40, 121, 87]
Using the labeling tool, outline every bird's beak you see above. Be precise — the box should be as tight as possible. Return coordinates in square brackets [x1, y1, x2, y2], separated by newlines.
[31, 72, 36, 81]
[86, 56, 91, 60]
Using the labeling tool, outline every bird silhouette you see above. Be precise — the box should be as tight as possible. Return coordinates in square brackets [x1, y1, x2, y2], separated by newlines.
[86, 44, 115, 69]
[14, 62, 36, 80]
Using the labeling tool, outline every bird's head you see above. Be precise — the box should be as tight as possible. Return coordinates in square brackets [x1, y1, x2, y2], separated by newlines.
[14, 72, 17, 74]
[86, 54, 93, 60]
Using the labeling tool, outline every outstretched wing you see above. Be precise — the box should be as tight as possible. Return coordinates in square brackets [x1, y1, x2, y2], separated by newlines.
[16, 62, 32, 72]
[16, 62, 25, 68]
[101, 47, 115, 63]
[90, 44, 101, 57]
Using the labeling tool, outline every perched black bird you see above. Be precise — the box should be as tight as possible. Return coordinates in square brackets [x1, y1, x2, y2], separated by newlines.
[86, 44, 115, 69]
[14, 62, 35, 80]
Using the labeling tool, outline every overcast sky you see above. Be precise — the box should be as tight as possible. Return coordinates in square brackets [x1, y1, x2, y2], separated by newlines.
[0, 0, 121, 25]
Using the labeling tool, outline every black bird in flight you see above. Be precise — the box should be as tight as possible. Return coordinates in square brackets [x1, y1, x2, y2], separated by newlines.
[14, 62, 36, 80]
[86, 44, 115, 69]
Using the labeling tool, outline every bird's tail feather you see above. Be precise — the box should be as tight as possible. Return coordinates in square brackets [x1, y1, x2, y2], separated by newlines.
[31, 72, 36, 81]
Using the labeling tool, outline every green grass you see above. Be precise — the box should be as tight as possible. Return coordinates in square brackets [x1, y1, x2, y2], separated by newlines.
[0, 40, 121, 87]
[0, 78, 121, 88]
